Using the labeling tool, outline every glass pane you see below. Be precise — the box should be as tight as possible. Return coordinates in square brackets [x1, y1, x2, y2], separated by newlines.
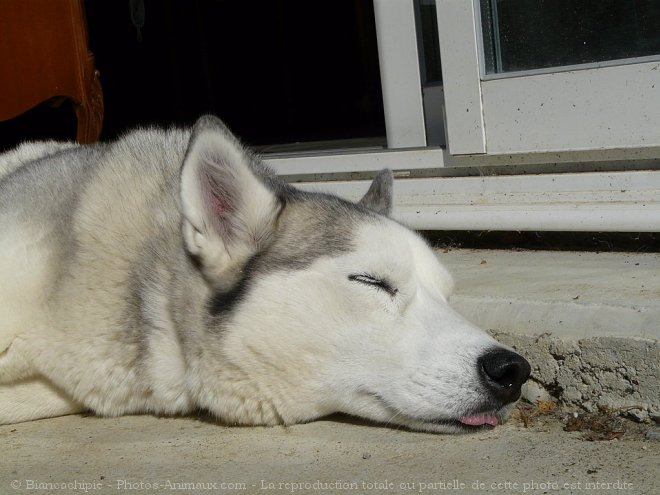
[415, 0, 443, 84]
[414, 0, 446, 147]
[480, 0, 660, 74]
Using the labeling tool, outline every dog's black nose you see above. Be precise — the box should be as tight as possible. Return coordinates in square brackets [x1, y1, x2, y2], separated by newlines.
[477, 348, 531, 404]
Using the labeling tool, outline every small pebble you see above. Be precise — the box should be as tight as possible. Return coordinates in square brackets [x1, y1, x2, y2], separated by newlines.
[644, 431, 660, 440]
[362, 452, 371, 460]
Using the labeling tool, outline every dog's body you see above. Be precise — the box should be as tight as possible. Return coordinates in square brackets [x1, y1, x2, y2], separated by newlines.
[0, 116, 529, 431]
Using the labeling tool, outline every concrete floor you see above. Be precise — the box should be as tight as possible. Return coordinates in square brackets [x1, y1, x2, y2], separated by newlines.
[2, 412, 658, 495]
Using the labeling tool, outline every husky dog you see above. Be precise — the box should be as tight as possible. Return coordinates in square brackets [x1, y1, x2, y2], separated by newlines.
[0, 116, 530, 432]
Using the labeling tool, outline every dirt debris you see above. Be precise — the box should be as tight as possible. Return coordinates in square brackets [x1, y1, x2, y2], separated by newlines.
[564, 412, 625, 441]
[511, 400, 653, 442]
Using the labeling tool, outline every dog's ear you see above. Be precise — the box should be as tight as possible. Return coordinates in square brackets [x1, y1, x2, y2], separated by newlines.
[180, 115, 281, 289]
[359, 169, 393, 216]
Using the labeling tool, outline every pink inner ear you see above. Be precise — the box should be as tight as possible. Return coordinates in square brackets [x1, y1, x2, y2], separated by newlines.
[201, 169, 232, 218]
[206, 189, 233, 239]
[210, 192, 228, 216]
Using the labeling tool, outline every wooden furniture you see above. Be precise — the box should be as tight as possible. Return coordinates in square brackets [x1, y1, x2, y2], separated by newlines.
[0, 0, 103, 143]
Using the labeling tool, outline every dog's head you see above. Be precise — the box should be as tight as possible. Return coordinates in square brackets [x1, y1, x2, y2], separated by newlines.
[179, 116, 530, 433]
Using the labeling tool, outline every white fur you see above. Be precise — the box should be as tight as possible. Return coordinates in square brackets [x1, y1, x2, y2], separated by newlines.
[140, 277, 194, 413]
[0, 227, 53, 382]
[0, 141, 77, 177]
[0, 378, 83, 424]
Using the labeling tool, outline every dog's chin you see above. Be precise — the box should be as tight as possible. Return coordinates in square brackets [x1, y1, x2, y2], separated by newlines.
[347, 391, 517, 434]
[382, 403, 517, 434]
[389, 415, 499, 434]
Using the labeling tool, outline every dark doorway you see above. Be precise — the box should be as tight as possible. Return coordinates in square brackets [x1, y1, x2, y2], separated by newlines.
[1, 0, 385, 152]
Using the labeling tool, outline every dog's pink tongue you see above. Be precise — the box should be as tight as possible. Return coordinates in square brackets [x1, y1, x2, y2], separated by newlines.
[459, 414, 499, 426]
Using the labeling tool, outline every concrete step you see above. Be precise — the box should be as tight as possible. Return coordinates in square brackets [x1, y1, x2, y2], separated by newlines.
[437, 249, 660, 422]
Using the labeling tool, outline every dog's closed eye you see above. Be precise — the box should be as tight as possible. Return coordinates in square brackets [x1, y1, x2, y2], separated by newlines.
[348, 273, 398, 297]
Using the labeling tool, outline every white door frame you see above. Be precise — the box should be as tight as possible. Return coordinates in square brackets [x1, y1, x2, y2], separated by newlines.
[373, 0, 427, 148]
